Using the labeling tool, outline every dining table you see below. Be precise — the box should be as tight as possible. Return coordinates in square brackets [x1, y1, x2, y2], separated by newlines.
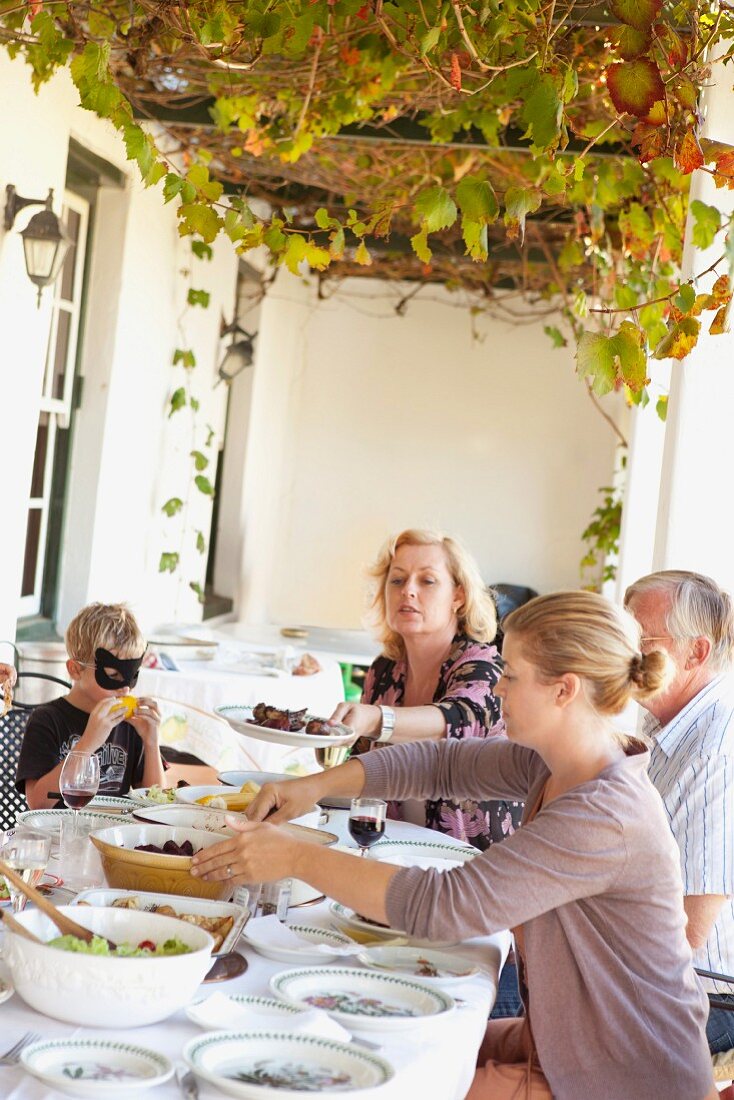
[137, 650, 345, 775]
[0, 813, 510, 1100]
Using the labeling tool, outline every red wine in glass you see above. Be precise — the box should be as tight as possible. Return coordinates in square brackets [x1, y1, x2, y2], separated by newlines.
[62, 788, 96, 810]
[348, 816, 386, 848]
[349, 798, 387, 857]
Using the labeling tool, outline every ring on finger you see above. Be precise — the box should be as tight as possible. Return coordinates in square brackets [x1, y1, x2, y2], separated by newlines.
[226, 865, 233, 878]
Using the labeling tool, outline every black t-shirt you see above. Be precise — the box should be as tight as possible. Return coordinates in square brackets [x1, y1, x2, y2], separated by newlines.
[15, 696, 146, 802]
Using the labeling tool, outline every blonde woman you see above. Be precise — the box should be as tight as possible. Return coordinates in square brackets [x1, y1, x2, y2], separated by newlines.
[193, 591, 715, 1100]
[330, 528, 521, 849]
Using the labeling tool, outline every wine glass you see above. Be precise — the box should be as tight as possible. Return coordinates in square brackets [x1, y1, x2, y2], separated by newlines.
[348, 798, 387, 857]
[60, 751, 100, 840]
[0, 828, 52, 912]
[314, 743, 352, 770]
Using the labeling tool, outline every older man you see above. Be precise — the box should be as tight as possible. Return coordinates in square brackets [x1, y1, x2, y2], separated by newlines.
[625, 570, 734, 1054]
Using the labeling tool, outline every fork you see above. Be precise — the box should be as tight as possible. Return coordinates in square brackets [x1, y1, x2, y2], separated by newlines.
[0, 1031, 40, 1066]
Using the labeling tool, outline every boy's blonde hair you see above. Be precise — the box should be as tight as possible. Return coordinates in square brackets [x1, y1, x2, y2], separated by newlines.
[65, 603, 145, 664]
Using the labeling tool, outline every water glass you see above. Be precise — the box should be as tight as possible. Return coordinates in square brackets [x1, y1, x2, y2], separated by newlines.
[0, 828, 52, 912]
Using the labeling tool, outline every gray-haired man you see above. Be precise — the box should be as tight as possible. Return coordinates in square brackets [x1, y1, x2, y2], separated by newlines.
[626, 570, 734, 1054]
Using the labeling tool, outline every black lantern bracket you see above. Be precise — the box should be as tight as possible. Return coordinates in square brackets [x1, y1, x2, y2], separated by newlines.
[4, 184, 54, 231]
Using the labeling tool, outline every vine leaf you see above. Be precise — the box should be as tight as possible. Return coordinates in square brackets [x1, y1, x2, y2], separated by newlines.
[168, 387, 186, 417]
[609, 0, 662, 32]
[612, 25, 651, 60]
[415, 187, 458, 233]
[173, 348, 197, 369]
[576, 332, 617, 396]
[187, 288, 211, 308]
[191, 450, 209, 471]
[674, 129, 704, 175]
[606, 60, 664, 118]
[189, 581, 206, 603]
[410, 228, 432, 262]
[614, 321, 647, 392]
[195, 475, 215, 496]
[690, 201, 721, 250]
[656, 396, 668, 421]
[159, 552, 180, 574]
[631, 122, 666, 163]
[195, 531, 207, 554]
[710, 303, 731, 335]
[653, 316, 700, 360]
[503, 188, 541, 242]
[161, 497, 183, 517]
[520, 73, 563, 151]
[544, 325, 567, 349]
[576, 324, 647, 394]
[456, 176, 498, 260]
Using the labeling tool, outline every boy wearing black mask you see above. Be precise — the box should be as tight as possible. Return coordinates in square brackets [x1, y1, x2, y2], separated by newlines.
[17, 602, 163, 809]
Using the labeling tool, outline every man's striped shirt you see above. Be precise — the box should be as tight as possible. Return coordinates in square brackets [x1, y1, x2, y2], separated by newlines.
[646, 674, 734, 992]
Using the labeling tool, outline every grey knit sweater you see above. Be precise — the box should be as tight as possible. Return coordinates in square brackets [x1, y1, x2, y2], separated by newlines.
[360, 737, 713, 1100]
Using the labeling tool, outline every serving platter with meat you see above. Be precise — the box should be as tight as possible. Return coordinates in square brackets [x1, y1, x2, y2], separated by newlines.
[216, 702, 358, 749]
[71, 888, 248, 955]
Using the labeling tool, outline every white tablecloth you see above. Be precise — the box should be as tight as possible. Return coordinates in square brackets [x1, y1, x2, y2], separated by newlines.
[0, 816, 510, 1100]
[137, 657, 345, 774]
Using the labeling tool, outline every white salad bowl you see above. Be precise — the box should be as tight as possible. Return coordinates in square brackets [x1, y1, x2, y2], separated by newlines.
[2, 905, 213, 1027]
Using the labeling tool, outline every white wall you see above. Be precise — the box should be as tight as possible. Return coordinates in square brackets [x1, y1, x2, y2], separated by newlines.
[234, 275, 625, 628]
[0, 53, 239, 641]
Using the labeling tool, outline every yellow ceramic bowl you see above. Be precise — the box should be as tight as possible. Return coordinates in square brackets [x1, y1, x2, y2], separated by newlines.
[90, 824, 233, 901]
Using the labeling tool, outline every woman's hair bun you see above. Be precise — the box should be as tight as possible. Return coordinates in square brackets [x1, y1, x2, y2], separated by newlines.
[629, 649, 670, 699]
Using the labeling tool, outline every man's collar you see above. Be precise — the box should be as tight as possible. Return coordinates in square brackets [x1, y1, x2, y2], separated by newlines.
[648, 674, 730, 756]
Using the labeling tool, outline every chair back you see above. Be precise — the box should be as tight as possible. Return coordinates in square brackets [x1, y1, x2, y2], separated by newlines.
[0, 671, 71, 830]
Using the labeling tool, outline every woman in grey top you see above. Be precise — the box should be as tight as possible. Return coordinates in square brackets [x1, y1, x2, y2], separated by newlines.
[192, 592, 715, 1100]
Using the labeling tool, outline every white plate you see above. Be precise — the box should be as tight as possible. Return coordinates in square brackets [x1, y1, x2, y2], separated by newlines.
[174, 784, 256, 808]
[243, 923, 354, 964]
[15, 807, 129, 836]
[216, 705, 358, 750]
[271, 966, 454, 1031]
[21, 1038, 173, 1098]
[0, 961, 14, 1004]
[355, 946, 480, 986]
[218, 771, 292, 788]
[127, 787, 178, 806]
[368, 839, 477, 869]
[187, 994, 309, 1031]
[184, 1030, 393, 1097]
[329, 901, 458, 949]
[71, 888, 249, 955]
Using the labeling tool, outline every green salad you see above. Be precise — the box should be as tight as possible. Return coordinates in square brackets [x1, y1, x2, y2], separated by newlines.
[47, 934, 192, 957]
[146, 784, 177, 804]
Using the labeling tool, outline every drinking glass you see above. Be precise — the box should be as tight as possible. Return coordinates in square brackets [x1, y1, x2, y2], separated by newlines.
[60, 751, 100, 840]
[314, 744, 352, 770]
[0, 828, 52, 912]
[348, 798, 387, 857]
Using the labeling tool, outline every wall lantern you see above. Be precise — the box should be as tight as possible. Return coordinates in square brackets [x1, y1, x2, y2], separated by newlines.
[217, 318, 257, 384]
[4, 184, 71, 306]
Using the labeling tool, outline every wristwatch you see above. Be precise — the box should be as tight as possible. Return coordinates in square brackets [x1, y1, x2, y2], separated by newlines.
[374, 705, 396, 743]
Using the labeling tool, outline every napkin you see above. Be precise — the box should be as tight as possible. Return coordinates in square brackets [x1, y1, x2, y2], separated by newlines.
[188, 991, 352, 1042]
[246, 915, 361, 956]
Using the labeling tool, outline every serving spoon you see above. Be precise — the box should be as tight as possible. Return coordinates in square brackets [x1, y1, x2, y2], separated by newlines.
[0, 859, 118, 950]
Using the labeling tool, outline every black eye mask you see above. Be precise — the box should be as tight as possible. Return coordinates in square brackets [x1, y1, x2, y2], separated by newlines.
[94, 647, 144, 690]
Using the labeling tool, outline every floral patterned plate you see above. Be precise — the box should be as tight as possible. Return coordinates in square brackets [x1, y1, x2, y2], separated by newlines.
[270, 966, 454, 1032]
[0, 872, 62, 907]
[184, 1030, 394, 1097]
[367, 839, 476, 867]
[21, 1038, 173, 1098]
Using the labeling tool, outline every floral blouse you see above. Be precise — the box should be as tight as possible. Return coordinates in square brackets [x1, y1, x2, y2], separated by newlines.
[359, 633, 523, 851]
